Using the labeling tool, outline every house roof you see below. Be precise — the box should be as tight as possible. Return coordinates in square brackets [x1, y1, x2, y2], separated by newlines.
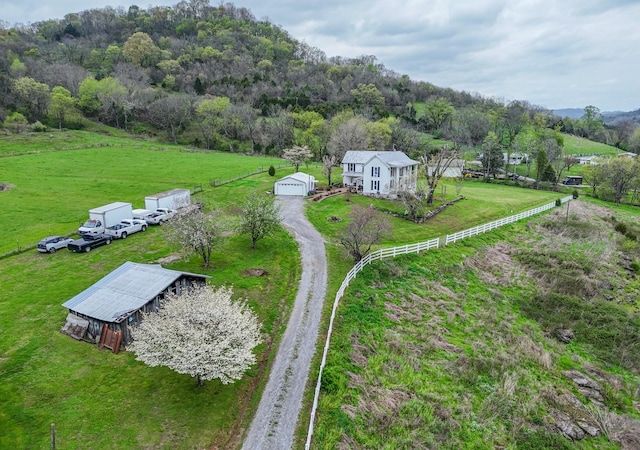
[276, 172, 316, 184]
[428, 158, 465, 168]
[342, 150, 419, 167]
[62, 262, 209, 323]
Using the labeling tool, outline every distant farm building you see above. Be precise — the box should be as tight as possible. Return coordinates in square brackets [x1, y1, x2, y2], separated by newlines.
[502, 153, 528, 165]
[576, 155, 599, 165]
[426, 159, 466, 178]
[61, 262, 208, 352]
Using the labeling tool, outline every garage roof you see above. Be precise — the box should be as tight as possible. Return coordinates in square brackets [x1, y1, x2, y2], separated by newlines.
[276, 172, 316, 183]
[62, 262, 208, 322]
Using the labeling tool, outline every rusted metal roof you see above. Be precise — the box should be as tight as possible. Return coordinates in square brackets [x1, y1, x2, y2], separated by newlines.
[62, 262, 208, 323]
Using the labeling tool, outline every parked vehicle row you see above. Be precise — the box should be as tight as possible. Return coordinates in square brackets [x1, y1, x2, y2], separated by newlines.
[38, 188, 191, 255]
[67, 233, 113, 253]
[37, 236, 74, 253]
[105, 218, 148, 239]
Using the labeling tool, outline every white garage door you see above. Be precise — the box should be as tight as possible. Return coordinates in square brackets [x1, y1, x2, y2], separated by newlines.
[275, 182, 305, 196]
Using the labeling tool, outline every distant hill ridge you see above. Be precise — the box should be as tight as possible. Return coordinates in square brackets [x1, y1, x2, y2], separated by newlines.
[553, 107, 640, 125]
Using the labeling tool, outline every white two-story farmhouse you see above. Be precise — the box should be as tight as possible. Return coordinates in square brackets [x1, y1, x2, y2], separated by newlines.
[341, 150, 420, 196]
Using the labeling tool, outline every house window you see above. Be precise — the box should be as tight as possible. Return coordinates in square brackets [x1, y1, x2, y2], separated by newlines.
[370, 180, 380, 191]
[371, 166, 380, 177]
[347, 163, 356, 172]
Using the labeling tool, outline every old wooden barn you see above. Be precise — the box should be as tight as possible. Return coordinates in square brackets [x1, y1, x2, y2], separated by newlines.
[61, 261, 209, 352]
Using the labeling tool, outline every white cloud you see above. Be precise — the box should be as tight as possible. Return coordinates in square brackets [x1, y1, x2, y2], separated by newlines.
[2, 0, 639, 111]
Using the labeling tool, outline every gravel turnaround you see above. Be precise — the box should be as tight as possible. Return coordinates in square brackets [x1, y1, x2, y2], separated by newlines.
[242, 196, 328, 450]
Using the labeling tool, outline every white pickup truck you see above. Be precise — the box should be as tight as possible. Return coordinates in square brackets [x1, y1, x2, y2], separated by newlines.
[144, 208, 176, 225]
[105, 219, 148, 239]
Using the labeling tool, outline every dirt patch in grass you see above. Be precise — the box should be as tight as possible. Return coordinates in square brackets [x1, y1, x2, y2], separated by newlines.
[242, 268, 268, 277]
[465, 242, 522, 286]
[158, 254, 182, 264]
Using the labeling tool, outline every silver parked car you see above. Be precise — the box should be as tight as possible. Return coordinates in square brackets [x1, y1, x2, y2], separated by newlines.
[37, 235, 74, 253]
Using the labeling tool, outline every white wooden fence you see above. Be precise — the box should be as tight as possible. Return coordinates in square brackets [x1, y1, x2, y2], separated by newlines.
[305, 195, 573, 449]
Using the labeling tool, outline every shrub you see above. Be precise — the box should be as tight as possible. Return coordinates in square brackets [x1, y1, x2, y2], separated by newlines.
[515, 428, 572, 449]
[572, 189, 579, 199]
[31, 121, 47, 132]
[268, 165, 275, 176]
[614, 222, 628, 235]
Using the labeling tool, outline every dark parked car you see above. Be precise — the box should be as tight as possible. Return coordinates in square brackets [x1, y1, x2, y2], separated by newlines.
[67, 234, 112, 253]
[37, 235, 74, 253]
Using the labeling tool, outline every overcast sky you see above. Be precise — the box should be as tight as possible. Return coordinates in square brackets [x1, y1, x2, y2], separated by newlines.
[3, 0, 639, 112]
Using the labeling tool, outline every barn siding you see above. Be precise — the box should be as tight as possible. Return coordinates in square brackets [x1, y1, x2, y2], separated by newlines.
[64, 275, 205, 350]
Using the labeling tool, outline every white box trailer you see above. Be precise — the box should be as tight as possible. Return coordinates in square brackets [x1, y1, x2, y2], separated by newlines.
[78, 202, 133, 235]
[144, 188, 191, 211]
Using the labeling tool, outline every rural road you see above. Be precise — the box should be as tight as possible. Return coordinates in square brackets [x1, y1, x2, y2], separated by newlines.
[242, 196, 327, 450]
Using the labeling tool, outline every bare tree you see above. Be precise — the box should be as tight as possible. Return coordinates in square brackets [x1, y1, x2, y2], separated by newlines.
[389, 118, 421, 154]
[553, 155, 579, 185]
[260, 108, 294, 154]
[233, 104, 260, 153]
[164, 210, 219, 267]
[145, 94, 194, 144]
[421, 145, 458, 205]
[395, 182, 430, 222]
[339, 205, 392, 262]
[327, 117, 370, 161]
[322, 154, 338, 187]
[282, 145, 312, 172]
[129, 285, 262, 386]
[237, 195, 281, 249]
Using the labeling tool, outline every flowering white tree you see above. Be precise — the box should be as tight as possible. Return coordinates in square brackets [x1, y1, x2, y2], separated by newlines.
[164, 210, 219, 267]
[128, 285, 262, 386]
[237, 195, 281, 249]
[282, 145, 312, 172]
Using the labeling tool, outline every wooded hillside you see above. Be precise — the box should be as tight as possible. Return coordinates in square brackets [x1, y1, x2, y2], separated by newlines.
[1, 0, 638, 155]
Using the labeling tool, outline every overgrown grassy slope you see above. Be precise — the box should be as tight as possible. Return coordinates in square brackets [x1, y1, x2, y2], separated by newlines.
[311, 200, 640, 449]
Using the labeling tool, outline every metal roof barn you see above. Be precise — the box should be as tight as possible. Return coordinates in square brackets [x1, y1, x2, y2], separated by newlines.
[61, 261, 208, 351]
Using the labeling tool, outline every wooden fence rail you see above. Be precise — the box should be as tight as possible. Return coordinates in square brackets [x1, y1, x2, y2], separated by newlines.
[305, 195, 573, 449]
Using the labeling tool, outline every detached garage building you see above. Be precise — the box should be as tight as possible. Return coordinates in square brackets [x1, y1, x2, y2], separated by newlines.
[61, 261, 208, 352]
[274, 172, 316, 196]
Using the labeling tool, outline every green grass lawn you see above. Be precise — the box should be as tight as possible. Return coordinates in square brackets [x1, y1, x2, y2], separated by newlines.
[562, 133, 621, 156]
[0, 130, 304, 448]
[0, 132, 292, 255]
[0, 225, 299, 449]
[306, 180, 560, 247]
[0, 129, 584, 449]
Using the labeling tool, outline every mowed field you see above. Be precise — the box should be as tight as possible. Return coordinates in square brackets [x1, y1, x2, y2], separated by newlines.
[0, 131, 291, 256]
[0, 130, 566, 449]
[0, 132, 304, 449]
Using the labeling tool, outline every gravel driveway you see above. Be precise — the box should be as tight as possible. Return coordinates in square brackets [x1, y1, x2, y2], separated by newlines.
[242, 196, 327, 450]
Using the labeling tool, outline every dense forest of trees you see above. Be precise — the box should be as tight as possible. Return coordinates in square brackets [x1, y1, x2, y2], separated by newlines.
[1, 0, 639, 158]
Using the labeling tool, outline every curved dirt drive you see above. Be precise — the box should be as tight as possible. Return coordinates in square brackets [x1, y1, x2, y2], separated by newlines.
[242, 196, 327, 450]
